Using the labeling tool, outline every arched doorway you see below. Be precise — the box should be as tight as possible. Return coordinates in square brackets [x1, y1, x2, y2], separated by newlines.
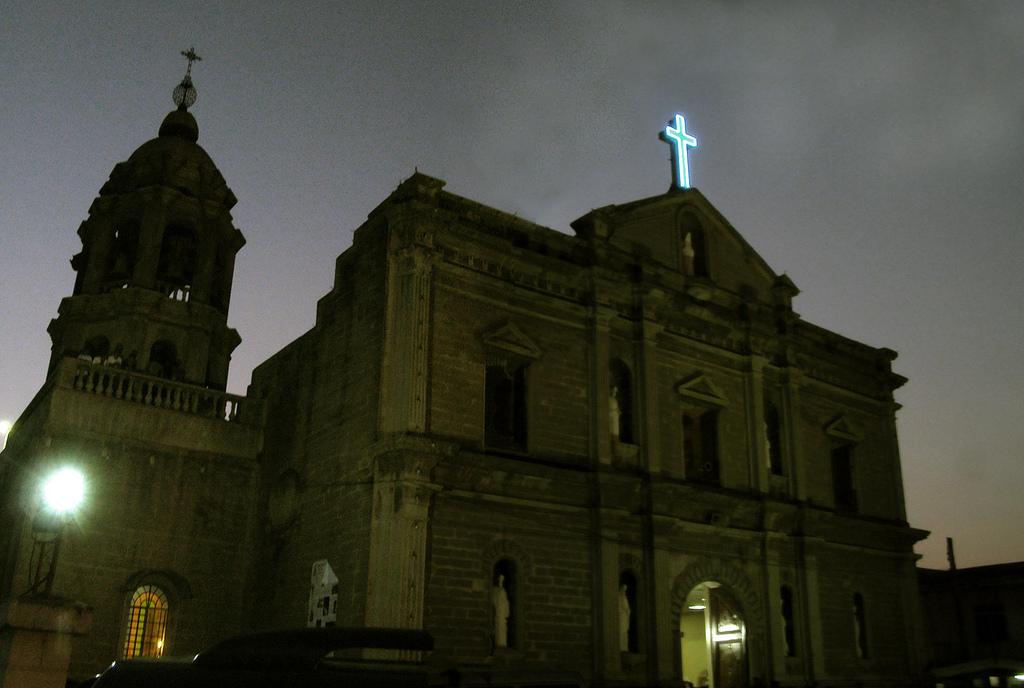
[679, 581, 747, 688]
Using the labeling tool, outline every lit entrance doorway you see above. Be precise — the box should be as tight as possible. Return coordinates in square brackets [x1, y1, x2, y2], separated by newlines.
[679, 581, 747, 688]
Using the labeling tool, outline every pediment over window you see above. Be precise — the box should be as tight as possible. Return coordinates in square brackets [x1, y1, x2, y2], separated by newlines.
[481, 321, 542, 361]
[825, 415, 861, 441]
[676, 373, 728, 407]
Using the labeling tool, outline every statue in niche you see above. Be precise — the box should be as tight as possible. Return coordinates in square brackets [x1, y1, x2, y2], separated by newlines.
[492, 574, 510, 648]
[682, 232, 696, 276]
[780, 603, 790, 658]
[609, 386, 621, 442]
[763, 419, 772, 471]
[853, 602, 865, 658]
[618, 583, 631, 652]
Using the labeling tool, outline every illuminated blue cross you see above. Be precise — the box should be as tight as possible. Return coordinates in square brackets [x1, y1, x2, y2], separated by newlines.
[661, 113, 698, 189]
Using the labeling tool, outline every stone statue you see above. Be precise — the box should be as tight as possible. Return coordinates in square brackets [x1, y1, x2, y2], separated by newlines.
[609, 386, 621, 441]
[682, 232, 696, 276]
[493, 574, 510, 648]
[853, 601, 865, 658]
[618, 583, 631, 651]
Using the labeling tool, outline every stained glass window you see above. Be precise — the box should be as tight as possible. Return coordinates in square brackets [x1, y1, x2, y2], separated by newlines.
[122, 585, 168, 659]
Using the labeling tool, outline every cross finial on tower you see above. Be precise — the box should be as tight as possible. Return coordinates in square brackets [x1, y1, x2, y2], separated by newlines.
[173, 47, 201, 111]
[181, 47, 202, 76]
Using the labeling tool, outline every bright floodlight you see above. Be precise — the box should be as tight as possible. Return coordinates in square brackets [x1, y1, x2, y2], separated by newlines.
[42, 468, 85, 515]
[0, 420, 11, 435]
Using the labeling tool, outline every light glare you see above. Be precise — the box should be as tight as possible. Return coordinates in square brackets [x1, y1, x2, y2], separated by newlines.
[42, 468, 85, 515]
[0, 420, 11, 435]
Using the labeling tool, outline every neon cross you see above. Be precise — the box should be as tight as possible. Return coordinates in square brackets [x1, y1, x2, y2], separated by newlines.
[661, 113, 698, 189]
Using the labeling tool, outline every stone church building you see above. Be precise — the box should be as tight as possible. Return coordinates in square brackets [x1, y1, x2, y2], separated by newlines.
[0, 84, 928, 687]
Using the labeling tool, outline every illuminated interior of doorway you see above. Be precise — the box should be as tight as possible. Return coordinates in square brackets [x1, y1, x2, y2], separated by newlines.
[680, 581, 745, 688]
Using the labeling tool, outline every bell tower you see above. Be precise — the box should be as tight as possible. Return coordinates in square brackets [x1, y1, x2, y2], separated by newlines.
[47, 50, 244, 390]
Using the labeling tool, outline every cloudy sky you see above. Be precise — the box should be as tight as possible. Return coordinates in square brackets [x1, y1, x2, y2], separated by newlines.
[2, 1, 1022, 569]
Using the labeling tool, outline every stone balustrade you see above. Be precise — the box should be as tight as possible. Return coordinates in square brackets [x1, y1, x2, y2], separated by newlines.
[61, 359, 254, 424]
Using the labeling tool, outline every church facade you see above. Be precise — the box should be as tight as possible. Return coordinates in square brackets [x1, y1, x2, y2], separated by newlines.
[0, 93, 928, 687]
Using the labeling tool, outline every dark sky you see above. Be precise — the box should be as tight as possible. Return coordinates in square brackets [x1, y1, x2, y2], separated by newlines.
[2, 2, 1022, 569]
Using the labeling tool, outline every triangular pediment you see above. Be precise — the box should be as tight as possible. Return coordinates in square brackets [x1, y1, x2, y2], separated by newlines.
[572, 188, 792, 304]
[825, 415, 861, 441]
[481, 321, 541, 360]
[675, 373, 727, 406]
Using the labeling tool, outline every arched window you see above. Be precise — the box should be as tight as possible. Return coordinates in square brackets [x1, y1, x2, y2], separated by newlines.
[157, 224, 197, 291]
[780, 585, 796, 657]
[852, 592, 868, 658]
[492, 559, 517, 649]
[609, 360, 635, 444]
[108, 222, 139, 286]
[122, 585, 169, 659]
[619, 570, 639, 653]
[148, 340, 178, 379]
[81, 335, 110, 362]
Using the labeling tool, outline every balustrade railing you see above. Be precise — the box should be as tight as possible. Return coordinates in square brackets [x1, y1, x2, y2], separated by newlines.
[67, 360, 250, 423]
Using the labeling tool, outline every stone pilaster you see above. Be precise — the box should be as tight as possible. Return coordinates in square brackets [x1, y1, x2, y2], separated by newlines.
[592, 305, 616, 466]
[379, 221, 433, 434]
[364, 454, 437, 644]
[0, 596, 92, 688]
[782, 370, 807, 501]
[636, 311, 664, 475]
[745, 355, 769, 493]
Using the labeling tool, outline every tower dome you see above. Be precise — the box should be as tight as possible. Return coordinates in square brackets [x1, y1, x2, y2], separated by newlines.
[49, 53, 244, 391]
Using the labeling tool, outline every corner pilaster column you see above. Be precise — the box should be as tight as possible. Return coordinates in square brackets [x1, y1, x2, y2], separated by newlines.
[746, 355, 769, 493]
[593, 306, 615, 466]
[364, 454, 437, 640]
[796, 536, 826, 681]
[782, 370, 807, 501]
[379, 219, 434, 434]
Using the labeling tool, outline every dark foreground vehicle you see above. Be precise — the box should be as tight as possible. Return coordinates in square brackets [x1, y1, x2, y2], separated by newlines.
[86, 627, 584, 688]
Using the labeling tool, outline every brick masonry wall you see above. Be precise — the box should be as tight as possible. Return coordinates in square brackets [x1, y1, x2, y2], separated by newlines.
[5, 434, 259, 679]
[249, 221, 388, 631]
[429, 266, 590, 464]
[424, 495, 594, 676]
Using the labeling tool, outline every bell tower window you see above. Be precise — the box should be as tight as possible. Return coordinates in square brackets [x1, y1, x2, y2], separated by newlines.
[157, 224, 197, 297]
[107, 222, 140, 289]
[148, 340, 179, 380]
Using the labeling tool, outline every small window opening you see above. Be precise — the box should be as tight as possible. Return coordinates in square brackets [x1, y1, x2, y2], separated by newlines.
[832, 444, 857, 512]
[683, 409, 719, 484]
[485, 362, 527, 451]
